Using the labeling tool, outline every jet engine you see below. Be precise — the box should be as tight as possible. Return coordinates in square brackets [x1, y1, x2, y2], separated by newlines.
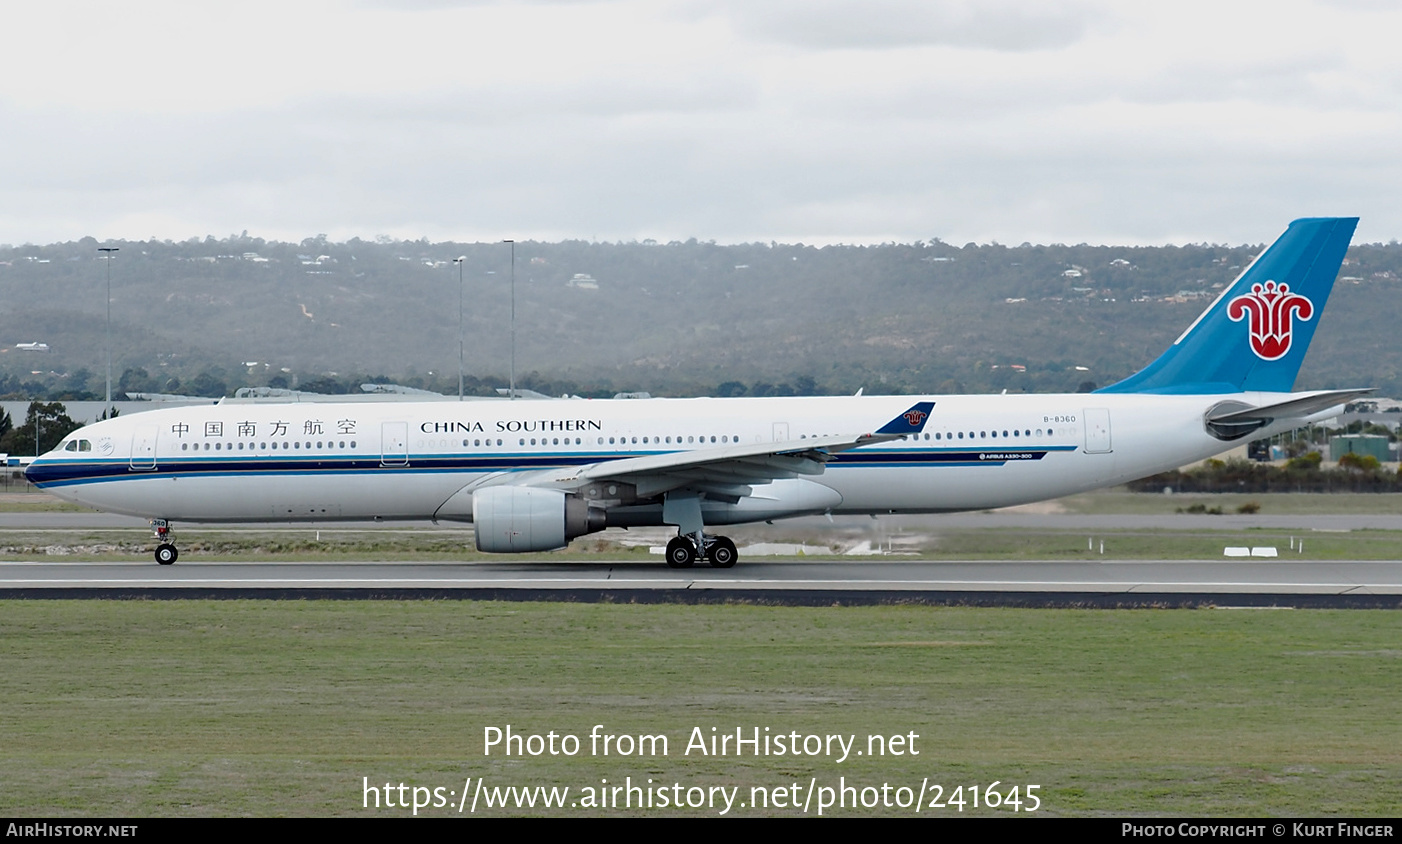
[472, 485, 606, 552]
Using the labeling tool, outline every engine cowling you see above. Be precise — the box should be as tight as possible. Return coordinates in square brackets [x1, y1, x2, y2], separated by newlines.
[472, 486, 606, 553]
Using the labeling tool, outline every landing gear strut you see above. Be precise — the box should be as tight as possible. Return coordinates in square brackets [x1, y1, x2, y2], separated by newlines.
[664, 533, 739, 569]
[151, 519, 178, 565]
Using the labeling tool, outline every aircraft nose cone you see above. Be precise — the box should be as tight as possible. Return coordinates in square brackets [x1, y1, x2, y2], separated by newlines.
[22, 456, 59, 487]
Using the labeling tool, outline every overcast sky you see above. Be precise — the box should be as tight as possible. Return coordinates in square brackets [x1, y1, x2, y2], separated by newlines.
[2, 0, 1400, 247]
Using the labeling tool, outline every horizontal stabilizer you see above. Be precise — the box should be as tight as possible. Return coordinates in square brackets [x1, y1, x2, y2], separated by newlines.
[1207, 389, 1374, 425]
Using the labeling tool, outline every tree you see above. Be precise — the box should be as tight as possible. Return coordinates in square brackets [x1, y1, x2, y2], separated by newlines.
[299, 376, 347, 395]
[0, 402, 81, 456]
[1337, 452, 1381, 473]
[118, 367, 156, 395]
[1286, 451, 1323, 472]
[187, 371, 228, 398]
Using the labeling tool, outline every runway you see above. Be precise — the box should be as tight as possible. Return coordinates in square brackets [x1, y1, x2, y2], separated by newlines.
[3, 558, 1400, 607]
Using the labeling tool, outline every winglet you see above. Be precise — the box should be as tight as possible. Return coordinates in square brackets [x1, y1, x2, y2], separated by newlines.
[876, 401, 935, 435]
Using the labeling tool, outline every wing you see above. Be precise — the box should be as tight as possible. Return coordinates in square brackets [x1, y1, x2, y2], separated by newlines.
[503, 401, 933, 504]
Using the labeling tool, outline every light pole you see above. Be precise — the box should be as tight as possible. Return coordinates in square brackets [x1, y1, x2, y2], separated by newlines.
[98, 246, 119, 416]
[453, 256, 466, 401]
[504, 240, 515, 399]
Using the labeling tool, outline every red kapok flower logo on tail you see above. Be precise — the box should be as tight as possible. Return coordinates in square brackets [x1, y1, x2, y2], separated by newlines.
[903, 409, 928, 426]
[1227, 280, 1314, 361]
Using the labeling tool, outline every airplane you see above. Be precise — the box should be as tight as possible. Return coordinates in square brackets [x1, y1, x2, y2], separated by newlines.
[25, 217, 1367, 568]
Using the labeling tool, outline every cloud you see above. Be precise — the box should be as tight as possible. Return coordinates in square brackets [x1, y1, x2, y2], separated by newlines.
[2, 0, 1402, 247]
[709, 0, 1103, 52]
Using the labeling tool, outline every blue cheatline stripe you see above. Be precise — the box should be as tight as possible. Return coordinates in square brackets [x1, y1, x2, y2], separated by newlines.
[29, 445, 1079, 489]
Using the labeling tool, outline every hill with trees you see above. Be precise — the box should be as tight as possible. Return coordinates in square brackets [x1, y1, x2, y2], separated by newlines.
[1, 233, 1398, 400]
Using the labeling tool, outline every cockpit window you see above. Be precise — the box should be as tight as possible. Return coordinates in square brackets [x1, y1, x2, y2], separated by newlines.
[64, 440, 78, 452]
[79, 440, 92, 452]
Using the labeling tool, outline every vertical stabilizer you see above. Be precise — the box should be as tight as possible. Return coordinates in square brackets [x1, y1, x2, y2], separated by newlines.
[1098, 217, 1356, 394]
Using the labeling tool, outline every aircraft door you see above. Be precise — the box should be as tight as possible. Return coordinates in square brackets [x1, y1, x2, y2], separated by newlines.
[1083, 408, 1112, 454]
[772, 422, 789, 442]
[130, 425, 158, 470]
[381, 422, 409, 466]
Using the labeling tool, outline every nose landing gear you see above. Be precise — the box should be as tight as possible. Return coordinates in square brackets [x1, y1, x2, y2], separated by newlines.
[151, 519, 179, 565]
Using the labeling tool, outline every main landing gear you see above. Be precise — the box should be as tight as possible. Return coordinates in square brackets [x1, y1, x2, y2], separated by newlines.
[665, 534, 739, 569]
[661, 492, 738, 569]
[151, 519, 179, 565]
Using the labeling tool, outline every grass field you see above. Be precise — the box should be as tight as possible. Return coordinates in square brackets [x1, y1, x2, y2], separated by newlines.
[1, 600, 1398, 817]
[2, 524, 1398, 562]
[1059, 491, 1402, 516]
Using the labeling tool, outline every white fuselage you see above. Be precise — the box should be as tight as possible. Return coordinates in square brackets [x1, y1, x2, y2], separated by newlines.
[28, 392, 1301, 526]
